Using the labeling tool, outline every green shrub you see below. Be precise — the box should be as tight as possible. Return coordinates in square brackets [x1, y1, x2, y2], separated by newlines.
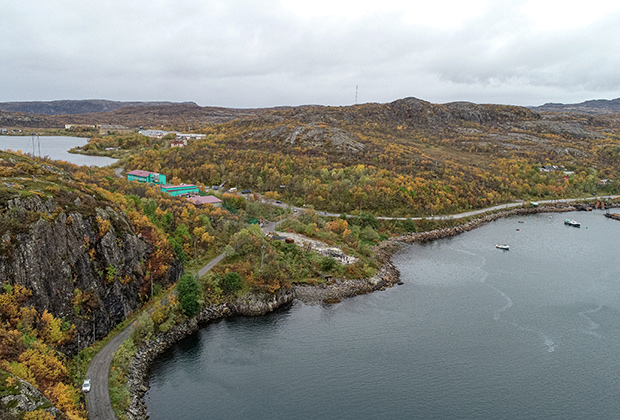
[219, 272, 243, 295]
[177, 274, 202, 316]
[131, 312, 154, 346]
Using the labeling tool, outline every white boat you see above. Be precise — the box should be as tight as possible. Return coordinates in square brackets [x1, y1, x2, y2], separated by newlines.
[564, 219, 581, 228]
[495, 243, 510, 250]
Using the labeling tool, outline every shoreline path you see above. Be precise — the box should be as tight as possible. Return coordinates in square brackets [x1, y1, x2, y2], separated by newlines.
[84, 195, 615, 419]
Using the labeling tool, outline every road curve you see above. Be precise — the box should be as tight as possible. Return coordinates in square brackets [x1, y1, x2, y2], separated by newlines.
[86, 250, 228, 419]
[316, 195, 617, 221]
[85, 325, 134, 420]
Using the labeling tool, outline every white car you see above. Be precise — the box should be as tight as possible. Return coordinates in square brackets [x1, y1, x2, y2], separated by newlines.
[82, 379, 91, 393]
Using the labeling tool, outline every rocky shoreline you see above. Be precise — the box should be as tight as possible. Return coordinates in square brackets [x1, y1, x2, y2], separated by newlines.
[126, 253, 400, 419]
[125, 201, 610, 419]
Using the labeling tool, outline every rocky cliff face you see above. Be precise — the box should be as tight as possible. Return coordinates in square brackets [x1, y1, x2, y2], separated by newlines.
[0, 194, 181, 351]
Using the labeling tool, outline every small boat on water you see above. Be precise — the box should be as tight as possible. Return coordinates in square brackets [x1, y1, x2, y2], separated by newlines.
[564, 219, 581, 228]
[495, 243, 510, 250]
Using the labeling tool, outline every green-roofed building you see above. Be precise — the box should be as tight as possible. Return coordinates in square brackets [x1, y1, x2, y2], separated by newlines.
[160, 184, 200, 197]
[126, 169, 167, 185]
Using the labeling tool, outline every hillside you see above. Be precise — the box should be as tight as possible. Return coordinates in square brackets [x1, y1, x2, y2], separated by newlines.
[0, 99, 198, 115]
[0, 152, 184, 417]
[532, 98, 620, 115]
[0, 101, 264, 129]
[4, 96, 620, 217]
[0, 152, 182, 345]
[101, 97, 620, 217]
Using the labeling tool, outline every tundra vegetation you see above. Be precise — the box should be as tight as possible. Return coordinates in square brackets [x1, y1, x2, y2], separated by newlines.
[3, 98, 620, 418]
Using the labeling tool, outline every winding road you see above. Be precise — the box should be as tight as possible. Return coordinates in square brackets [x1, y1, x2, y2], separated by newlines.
[84, 194, 614, 419]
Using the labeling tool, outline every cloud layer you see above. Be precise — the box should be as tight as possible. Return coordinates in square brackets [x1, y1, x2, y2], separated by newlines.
[2, 0, 620, 107]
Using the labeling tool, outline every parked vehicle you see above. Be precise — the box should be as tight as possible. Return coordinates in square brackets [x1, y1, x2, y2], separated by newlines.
[82, 379, 91, 393]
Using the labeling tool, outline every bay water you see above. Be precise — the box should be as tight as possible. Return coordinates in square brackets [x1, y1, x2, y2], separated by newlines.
[146, 211, 620, 419]
[0, 135, 117, 167]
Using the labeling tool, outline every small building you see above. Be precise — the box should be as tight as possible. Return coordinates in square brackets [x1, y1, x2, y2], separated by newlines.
[126, 170, 167, 185]
[170, 139, 187, 148]
[139, 129, 179, 139]
[65, 124, 95, 130]
[187, 195, 222, 207]
[160, 184, 200, 197]
[177, 133, 206, 140]
[539, 165, 565, 173]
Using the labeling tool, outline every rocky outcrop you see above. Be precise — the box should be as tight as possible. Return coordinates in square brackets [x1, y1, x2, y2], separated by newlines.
[294, 257, 400, 303]
[0, 372, 66, 419]
[0, 194, 181, 351]
[518, 120, 603, 139]
[232, 287, 295, 316]
[247, 124, 366, 154]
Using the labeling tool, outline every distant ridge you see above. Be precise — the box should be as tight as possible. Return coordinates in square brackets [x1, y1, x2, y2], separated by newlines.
[532, 98, 620, 115]
[0, 99, 198, 115]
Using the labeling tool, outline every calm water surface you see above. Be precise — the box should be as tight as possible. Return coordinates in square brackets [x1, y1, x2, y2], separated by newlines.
[0, 135, 117, 166]
[147, 212, 620, 419]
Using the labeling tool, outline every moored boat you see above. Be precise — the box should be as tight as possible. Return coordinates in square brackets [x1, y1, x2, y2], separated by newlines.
[495, 243, 510, 250]
[564, 219, 581, 228]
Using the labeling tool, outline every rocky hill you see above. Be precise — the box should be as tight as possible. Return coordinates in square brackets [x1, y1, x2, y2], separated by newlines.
[0, 97, 543, 131]
[0, 152, 181, 351]
[532, 98, 620, 115]
[0, 99, 198, 115]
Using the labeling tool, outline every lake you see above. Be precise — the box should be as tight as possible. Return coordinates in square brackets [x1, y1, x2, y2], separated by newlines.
[0, 135, 117, 167]
[146, 211, 620, 419]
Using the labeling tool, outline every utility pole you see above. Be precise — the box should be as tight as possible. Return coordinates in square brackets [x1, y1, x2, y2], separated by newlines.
[260, 244, 266, 271]
[355, 85, 358, 105]
[76, 332, 80, 381]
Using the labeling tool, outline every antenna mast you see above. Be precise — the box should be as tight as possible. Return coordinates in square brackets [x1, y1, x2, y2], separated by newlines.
[355, 85, 358, 105]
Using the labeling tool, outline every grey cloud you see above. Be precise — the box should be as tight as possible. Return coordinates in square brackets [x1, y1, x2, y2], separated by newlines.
[2, 0, 620, 107]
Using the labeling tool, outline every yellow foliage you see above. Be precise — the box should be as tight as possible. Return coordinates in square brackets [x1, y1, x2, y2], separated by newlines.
[264, 191, 279, 199]
[48, 381, 87, 420]
[326, 218, 349, 235]
[95, 216, 111, 238]
[40, 310, 73, 346]
[23, 410, 56, 420]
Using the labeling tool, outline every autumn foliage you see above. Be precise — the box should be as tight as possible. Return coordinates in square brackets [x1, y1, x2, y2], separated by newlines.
[0, 284, 85, 419]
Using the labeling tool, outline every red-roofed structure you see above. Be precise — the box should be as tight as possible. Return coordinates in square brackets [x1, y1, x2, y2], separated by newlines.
[187, 195, 222, 207]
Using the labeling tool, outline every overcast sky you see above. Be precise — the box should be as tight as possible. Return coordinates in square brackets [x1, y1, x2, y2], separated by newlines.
[2, 0, 620, 108]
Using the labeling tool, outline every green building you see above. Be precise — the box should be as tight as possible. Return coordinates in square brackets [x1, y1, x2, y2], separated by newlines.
[126, 169, 167, 185]
[160, 184, 200, 197]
